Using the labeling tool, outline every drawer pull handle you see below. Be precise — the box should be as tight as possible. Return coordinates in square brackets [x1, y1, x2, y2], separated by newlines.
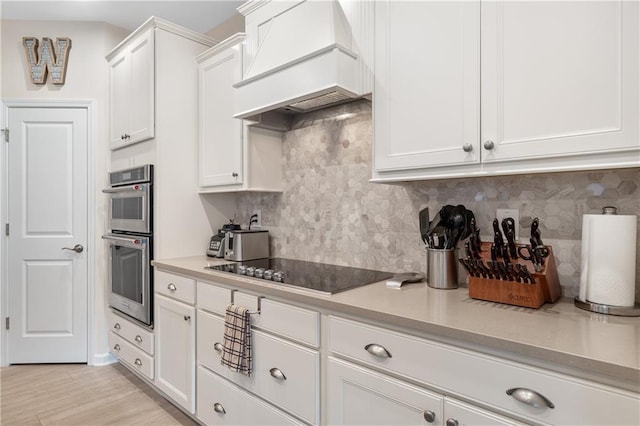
[506, 387, 555, 409]
[445, 419, 459, 426]
[365, 343, 392, 358]
[113, 344, 120, 351]
[134, 335, 143, 343]
[213, 403, 226, 414]
[269, 368, 287, 381]
[113, 323, 121, 330]
[134, 358, 142, 367]
[214, 342, 224, 353]
[167, 283, 177, 292]
[423, 410, 436, 423]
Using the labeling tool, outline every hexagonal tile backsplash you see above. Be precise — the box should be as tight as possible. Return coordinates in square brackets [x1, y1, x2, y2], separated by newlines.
[237, 100, 640, 300]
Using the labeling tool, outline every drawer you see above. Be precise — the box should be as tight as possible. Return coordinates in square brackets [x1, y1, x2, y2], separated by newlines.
[197, 281, 233, 315]
[109, 332, 154, 380]
[155, 270, 195, 304]
[197, 310, 320, 424]
[108, 310, 154, 355]
[197, 366, 303, 426]
[329, 316, 640, 426]
[233, 291, 261, 313]
[252, 298, 320, 348]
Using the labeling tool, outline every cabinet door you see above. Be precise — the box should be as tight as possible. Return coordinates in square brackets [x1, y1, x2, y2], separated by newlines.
[481, 1, 639, 163]
[127, 29, 155, 144]
[327, 357, 444, 425]
[109, 29, 155, 149]
[198, 40, 244, 187]
[444, 398, 523, 426]
[374, 0, 480, 172]
[155, 294, 195, 413]
[109, 51, 130, 147]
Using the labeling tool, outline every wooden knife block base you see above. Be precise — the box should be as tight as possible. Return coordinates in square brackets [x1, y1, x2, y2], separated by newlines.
[468, 243, 561, 309]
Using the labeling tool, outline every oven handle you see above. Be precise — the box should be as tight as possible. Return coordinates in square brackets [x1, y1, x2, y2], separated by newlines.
[102, 234, 150, 248]
[102, 183, 150, 194]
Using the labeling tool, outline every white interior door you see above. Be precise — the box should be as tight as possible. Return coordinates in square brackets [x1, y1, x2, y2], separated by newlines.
[7, 106, 88, 363]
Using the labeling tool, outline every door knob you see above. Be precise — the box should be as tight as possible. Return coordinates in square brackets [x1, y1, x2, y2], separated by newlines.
[61, 244, 84, 253]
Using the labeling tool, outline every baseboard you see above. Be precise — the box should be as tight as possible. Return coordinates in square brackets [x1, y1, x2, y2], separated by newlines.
[92, 352, 118, 366]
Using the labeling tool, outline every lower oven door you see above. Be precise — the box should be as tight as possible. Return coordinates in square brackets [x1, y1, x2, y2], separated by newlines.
[103, 233, 152, 326]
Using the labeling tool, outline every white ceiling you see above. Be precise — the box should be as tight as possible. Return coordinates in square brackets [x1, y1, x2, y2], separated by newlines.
[0, 1, 245, 34]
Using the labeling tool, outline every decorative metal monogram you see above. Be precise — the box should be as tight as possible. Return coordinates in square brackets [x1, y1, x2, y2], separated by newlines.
[23, 37, 72, 85]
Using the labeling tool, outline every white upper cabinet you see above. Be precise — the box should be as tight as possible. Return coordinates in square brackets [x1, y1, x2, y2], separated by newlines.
[481, 0, 639, 164]
[374, 0, 480, 172]
[373, 0, 640, 181]
[108, 28, 155, 149]
[197, 34, 283, 193]
[198, 34, 245, 187]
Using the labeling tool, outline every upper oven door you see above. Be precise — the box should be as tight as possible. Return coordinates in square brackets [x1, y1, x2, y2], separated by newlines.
[103, 183, 151, 234]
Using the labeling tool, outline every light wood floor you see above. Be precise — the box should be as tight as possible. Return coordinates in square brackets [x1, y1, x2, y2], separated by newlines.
[0, 363, 198, 425]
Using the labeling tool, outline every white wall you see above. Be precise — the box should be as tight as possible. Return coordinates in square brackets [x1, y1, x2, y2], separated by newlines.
[0, 20, 129, 365]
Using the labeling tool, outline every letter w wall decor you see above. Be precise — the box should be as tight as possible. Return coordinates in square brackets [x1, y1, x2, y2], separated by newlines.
[23, 37, 72, 84]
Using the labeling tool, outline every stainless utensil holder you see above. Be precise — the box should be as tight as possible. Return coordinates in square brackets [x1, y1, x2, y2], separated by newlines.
[427, 248, 458, 289]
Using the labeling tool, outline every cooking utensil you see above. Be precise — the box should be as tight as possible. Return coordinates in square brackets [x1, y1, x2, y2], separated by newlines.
[445, 205, 468, 249]
[419, 207, 429, 245]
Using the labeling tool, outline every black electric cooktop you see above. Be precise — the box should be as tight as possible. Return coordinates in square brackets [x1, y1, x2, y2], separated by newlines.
[206, 258, 393, 295]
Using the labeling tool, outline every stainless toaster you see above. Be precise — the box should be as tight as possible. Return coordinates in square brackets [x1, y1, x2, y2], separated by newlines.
[224, 229, 269, 261]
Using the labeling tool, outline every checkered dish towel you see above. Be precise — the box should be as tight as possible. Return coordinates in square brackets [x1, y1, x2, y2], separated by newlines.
[221, 303, 252, 376]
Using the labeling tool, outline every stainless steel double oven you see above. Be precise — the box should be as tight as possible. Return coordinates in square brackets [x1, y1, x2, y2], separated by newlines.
[103, 165, 153, 326]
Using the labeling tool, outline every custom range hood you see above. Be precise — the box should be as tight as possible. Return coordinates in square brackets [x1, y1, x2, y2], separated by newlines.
[233, 0, 372, 125]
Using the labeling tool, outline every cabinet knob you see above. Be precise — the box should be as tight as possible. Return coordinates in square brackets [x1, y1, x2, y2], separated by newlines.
[232, 172, 238, 178]
[113, 323, 121, 330]
[113, 344, 120, 351]
[214, 342, 224, 353]
[462, 143, 473, 153]
[213, 402, 226, 414]
[134, 358, 142, 367]
[134, 335, 143, 343]
[167, 283, 177, 292]
[484, 140, 495, 150]
[364, 343, 392, 358]
[269, 368, 287, 381]
[445, 418, 459, 426]
[423, 410, 436, 423]
[121, 135, 125, 140]
[506, 388, 555, 409]
[184, 315, 191, 322]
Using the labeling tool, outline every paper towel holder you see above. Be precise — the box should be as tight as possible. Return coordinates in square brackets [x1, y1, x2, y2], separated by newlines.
[574, 297, 640, 316]
[574, 205, 640, 316]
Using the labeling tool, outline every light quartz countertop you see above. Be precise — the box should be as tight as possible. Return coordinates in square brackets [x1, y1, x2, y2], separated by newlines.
[153, 256, 640, 392]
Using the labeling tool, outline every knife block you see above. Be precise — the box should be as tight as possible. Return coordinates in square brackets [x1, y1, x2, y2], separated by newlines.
[467, 242, 562, 309]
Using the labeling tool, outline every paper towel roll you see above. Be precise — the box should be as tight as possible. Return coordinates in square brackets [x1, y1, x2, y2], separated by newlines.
[580, 214, 637, 307]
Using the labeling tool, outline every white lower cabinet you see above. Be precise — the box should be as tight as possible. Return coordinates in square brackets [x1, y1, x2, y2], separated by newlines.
[327, 357, 521, 426]
[194, 281, 321, 425]
[108, 310, 155, 381]
[155, 293, 196, 413]
[328, 316, 640, 426]
[197, 365, 303, 425]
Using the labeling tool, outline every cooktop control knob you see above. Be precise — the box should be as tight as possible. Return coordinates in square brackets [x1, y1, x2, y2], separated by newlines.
[245, 266, 256, 277]
[254, 268, 265, 279]
[264, 269, 274, 280]
[237, 265, 247, 275]
[273, 271, 284, 283]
